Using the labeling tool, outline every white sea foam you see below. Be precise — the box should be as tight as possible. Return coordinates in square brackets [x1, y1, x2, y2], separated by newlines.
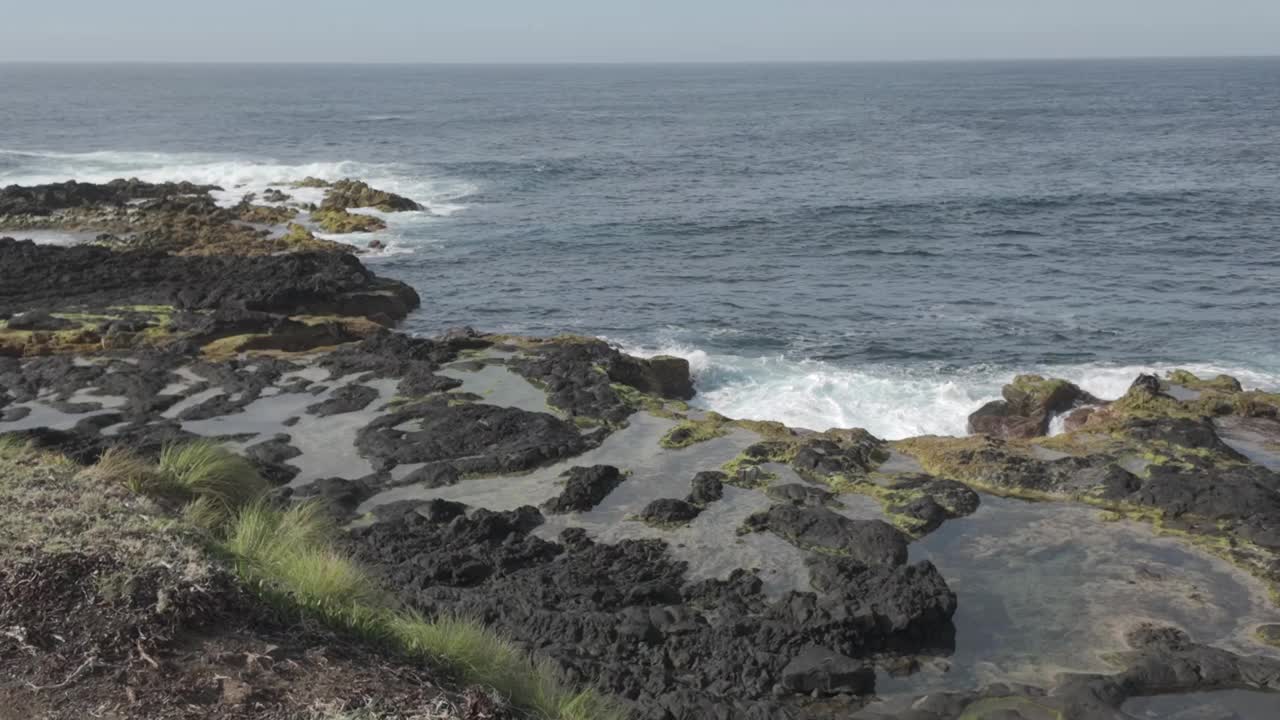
[620, 340, 1280, 440]
[0, 147, 476, 222]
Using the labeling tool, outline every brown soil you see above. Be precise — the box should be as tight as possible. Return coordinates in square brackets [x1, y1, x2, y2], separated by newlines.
[0, 553, 512, 720]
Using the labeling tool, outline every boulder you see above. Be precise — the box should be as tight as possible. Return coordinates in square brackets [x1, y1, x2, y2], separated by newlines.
[968, 374, 1099, 439]
[687, 470, 726, 506]
[606, 354, 696, 400]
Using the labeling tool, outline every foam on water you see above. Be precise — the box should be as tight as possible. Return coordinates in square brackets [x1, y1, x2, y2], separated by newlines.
[0, 148, 476, 230]
[624, 340, 1280, 438]
[622, 341, 1280, 440]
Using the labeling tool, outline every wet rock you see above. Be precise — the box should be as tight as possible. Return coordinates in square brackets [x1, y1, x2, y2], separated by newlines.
[688, 470, 726, 505]
[779, 645, 874, 696]
[543, 465, 624, 514]
[606, 354, 696, 400]
[1063, 405, 1097, 432]
[968, 374, 1099, 439]
[1130, 373, 1162, 394]
[638, 498, 702, 525]
[744, 505, 909, 566]
[305, 384, 378, 416]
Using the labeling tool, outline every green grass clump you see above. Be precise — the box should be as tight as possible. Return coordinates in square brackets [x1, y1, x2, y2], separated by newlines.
[158, 440, 269, 522]
[80, 446, 161, 494]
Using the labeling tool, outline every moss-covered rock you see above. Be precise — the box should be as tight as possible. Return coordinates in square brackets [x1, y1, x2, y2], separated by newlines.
[234, 202, 298, 225]
[312, 208, 388, 234]
[319, 179, 421, 213]
[1165, 368, 1244, 393]
[660, 412, 731, 448]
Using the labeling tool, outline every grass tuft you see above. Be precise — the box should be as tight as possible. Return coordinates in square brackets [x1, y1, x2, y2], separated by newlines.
[0, 434, 30, 461]
[80, 446, 164, 494]
[158, 440, 268, 521]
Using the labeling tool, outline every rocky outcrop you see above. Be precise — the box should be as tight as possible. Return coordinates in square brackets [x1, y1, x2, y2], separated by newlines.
[349, 503, 957, 719]
[319, 179, 422, 212]
[0, 238, 419, 323]
[606, 354, 696, 400]
[0, 178, 220, 216]
[968, 374, 1099, 439]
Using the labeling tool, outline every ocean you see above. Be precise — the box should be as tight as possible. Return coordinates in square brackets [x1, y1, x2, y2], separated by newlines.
[2, 59, 1279, 438]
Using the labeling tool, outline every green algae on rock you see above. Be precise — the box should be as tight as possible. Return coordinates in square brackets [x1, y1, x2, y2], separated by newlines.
[318, 178, 422, 213]
[312, 208, 388, 234]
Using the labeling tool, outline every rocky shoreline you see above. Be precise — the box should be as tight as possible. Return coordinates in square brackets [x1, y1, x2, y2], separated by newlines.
[3, 178, 1280, 719]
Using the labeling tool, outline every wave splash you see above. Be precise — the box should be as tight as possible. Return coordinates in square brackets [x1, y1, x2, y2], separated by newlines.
[621, 341, 1280, 440]
[0, 148, 477, 219]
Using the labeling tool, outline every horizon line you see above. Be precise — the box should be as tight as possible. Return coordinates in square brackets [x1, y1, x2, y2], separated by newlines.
[2, 53, 1279, 66]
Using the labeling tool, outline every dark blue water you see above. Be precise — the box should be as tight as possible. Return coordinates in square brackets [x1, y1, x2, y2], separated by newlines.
[3, 60, 1279, 436]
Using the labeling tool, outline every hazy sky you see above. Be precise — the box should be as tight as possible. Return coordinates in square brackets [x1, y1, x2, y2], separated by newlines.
[2, 0, 1279, 63]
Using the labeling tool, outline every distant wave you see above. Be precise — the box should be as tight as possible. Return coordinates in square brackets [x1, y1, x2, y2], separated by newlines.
[0, 148, 477, 219]
[619, 339, 1280, 440]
